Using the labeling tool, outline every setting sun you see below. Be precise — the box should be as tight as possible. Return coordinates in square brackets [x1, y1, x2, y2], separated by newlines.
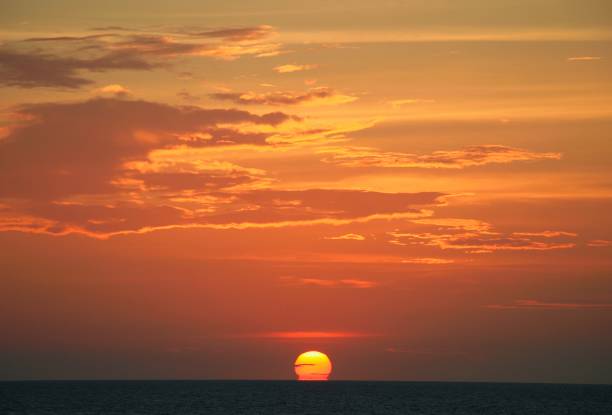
[294, 351, 332, 381]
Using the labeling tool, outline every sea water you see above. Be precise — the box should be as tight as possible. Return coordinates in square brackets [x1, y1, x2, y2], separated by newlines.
[1, 380, 611, 414]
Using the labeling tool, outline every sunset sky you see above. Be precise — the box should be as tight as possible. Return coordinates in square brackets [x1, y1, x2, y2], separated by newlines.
[1, 0, 612, 383]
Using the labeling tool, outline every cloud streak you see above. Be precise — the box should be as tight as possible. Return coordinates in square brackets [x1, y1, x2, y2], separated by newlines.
[281, 276, 378, 288]
[389, 219, 577, 253]
[485, 300, 612, 310]
[190, 25, 275, 42]
[567, 56, 602, 61]
[321, 145, 562, 169]
[324, 233, 366, 241]
[210, 87, 357, 106]
[273, 64, 317, 73]
[587, 239, 612, 247]
[249, 331, 376, 339]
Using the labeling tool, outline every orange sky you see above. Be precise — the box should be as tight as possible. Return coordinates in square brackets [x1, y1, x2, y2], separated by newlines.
[1, 0, 611, 383]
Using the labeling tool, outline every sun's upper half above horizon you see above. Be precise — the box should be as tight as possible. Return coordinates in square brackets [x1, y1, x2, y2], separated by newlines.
[294, 351, 332, 381]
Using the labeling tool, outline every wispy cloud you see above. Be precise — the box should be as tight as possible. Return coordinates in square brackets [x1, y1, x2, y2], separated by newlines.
[587, 239, 612, 247]
[1, 25, 282, 88]
[281, 276, 378, 289]
[190, 25, 275, 42]
[388, 98, 435, 108]
[244, 331, 376, 339]
[485, 299, 612, 310]
[273, 64, 317, 73]
[389, 219, 577, 253]
[567, 56, 602, 61]
[320, 145, 561, 169]
[385, 347, 463, 356]
[177, 90, 200, 102]
[279, 28, 612, 44]
[93, 84, 132, 97]
[210, 87, 357, 106]
[411, 218, 492, 232]
[400, 257, 455, 264]
[324, 233, 366, 241]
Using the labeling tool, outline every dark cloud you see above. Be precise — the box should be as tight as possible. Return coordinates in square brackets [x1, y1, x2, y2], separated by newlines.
[107, 32, 280, 59]
[191, 25, 275, 41]
[110, 34, 208, 56]
[0, 49, 156, 89]
[0, 98, 294, 200]
[3, 25, 281, 89]
[0, 98, 439, 237]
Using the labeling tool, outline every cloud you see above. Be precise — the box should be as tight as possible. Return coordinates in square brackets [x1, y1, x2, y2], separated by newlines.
[485, 299, 612, 310]
[385, 347, 462, 356]
[281, 276, 378, 288]
[324, 233, 366, 241]
[512, 231, 577, 238]
[103, 29, 281, 60]
[210, 87, 357, 106]
[2, 26, 282, 88]
[24, 33, 115, 42]
[191, 25, 275, 42]
[0, 100, 443, 242]
[388, 98, 435, 108]
[0, 49, 156, 89]
[587, 239, 612, 247]
[280, 28, 612, 44]
[567, 56, 602, 61]
[273, 64, 317, 73]
[390, 231, 576, 253]
[90, 26, 132, 32]
[93, 84, 131, 97]
[106, 34, 211, 56]
[0, 97, 293, 202]
[223, 189, 442, 222]
[0, 202, 435, 239]
[320, 145, 562, 169]
[411, 218, 492, 232]
[389, 219, 577, 253]
[177, 90, 200, 102]
[176, 71, 194, 80]
[400, 257, 455, 264]
[249, 331, 375, 339]
[262, 117, 377, 146]
[340, 279, 379, 288]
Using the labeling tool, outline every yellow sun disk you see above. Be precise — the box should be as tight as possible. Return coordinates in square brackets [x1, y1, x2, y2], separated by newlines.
[294, 351, 332, 381]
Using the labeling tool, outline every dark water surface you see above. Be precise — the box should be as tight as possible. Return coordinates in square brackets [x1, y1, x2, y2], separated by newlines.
[1, 380, 611, 414]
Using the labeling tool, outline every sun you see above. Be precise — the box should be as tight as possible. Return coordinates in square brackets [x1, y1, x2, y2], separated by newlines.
[294, 351, 332, 381]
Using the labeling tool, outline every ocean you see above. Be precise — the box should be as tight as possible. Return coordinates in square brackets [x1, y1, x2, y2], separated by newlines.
[1, 380, 611, 414]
